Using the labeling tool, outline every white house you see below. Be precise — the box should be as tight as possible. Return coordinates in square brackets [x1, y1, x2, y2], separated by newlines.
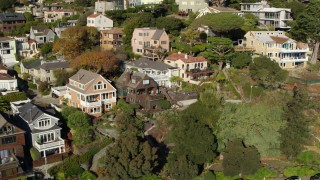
[0, 66, 18, 94]
[86, 12, 113, 31]
[127, 0, 163, 8]
[0, 37, 18, 67]
[125, 58, 179, 88]
[14, 36, 38, 58]
[10, 101, 65, 158]
[95, 0, 124, 13]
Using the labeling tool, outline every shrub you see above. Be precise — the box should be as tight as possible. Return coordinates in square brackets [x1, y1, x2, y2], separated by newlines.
[242, 83, 265, 99]
[231, 52, 252, 69]
[2, 92, 27, 102]
[80, 171, 96, 180]
[245, 167, 277, 179]
[283, 166, 319, 177]
[22, 73, 29, 80]
[28, 81, 37, 90]
[30, 147, 40, 160]
[157, 100, 171, 110]
[38, 81, 50, 94]
[296, 151, 320, 165]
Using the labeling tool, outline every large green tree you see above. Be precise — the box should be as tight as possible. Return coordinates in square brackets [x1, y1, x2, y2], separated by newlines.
[223, 139, 261, 176]
[165, 154, 199, 179]
[155, 17, 185, 36]
[231, 52, 252, 69]
[0, 0, 15, 12]
[290, 1, 320, 64]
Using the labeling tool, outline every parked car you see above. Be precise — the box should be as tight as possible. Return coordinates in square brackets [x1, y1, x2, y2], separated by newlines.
[310, 173, 320, 180]
[286, 176, 301, 180]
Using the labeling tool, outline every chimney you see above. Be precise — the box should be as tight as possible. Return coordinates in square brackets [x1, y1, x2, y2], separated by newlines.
[184, 54, 188, 59]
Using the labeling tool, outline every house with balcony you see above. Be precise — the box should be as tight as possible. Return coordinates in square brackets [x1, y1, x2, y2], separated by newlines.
[242, 31, 309, 69]
[29, 26, 56, 45]
[116, 70, 164, 110]
[0, 66, 18, 95]
[0, 113, 25, 180]
[131, 27, 170, 61]
[10, 100, 65, 159]
[125, 58, 179, 88]
[100, 27, 123, 51]
[127, 0, 163, 8]
[95, 0, 124, 13]
[196, 6, 243, 18]
[240, 0, 292, 29]
[0, 37, 18, 67]
[86, 12, 113, 31]
[43, 9, 77, 23]
[164, 53, 213, 85]
[14, 37, 38, 58]
[176, 0, 208, 13]
[65, 69, 117, 117]
[0, 13, 26, 33]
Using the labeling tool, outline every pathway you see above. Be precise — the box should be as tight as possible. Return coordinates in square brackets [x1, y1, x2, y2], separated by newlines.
[90, 143, 114, 173]
[222, 69, 244, 101]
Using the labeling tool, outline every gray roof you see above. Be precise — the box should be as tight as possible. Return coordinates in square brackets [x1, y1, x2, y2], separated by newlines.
[18, 102, 56, 123]
[40, 61, 69, 70]
[117, 70, 149, 89]
[151, 29, 165, 40]
[21, 60, 41, 70]
[0, 13, 26, 22]
[69, 69, 100, 84]
[0, 114, 8, 128]
[126, 58, 174, 71]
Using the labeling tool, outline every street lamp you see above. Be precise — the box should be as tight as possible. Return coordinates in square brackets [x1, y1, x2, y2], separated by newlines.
[249, 85, 253, 102]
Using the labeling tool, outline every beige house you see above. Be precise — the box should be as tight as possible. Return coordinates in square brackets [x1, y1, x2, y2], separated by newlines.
[100, 27, 123, 51]
[65, 69, 117, 117]
[44, 9, 77, 23]
[131, 27, 170, 61]
[164, 53, 213, 84]
[242, 31, 309, 69]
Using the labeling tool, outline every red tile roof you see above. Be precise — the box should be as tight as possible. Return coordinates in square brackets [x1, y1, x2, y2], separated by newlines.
[166, 53, 207, 63]
[0, 73, 13, 80]
[87, 13, 102, 18]
[270, 36, 289, 44]
[28, 39, 36, 44]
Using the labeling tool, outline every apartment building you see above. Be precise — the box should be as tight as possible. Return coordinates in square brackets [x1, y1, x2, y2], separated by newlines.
[175, 0, 208, 13]
[0, 13, 26, 33]
[125, 58, 179, 88]
[65, 69, 117, 117]
[164, 53, 213, 84]
[29, 26, 56, 45]
[243, 31, 309, 69]
[131, 27, 169, 60]
[100, 28, 123, 51]
[0, 37, 18, 67]
[128, 0, 163, 8]
[240, 0, 292, 29]
[0, 114, 25, 180]
[95, 0, 124, 13]
[10, 100, 65, 158]
[87, 12, 113, 31]
[44, 9, 77, 23]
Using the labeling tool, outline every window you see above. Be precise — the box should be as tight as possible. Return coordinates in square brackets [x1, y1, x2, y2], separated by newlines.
[167, 61, 170, 63]
[46, 70, 50, 73]
[139, 41, 142, 45]
[143, 80, 149, 85]
[94, 81, 105, 90]
[38, 119, 50, 127]
[139, 33, 143, 36]
[2, 136, 16, 144]
[38, 132, 54, 143]
[161, 41, 167, 44]
[106, 104, 112, 109]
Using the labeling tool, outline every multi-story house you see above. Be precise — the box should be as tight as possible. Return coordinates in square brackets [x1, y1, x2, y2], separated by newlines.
[196, 6, 243, 18]
[10, 100, 65, 158]
[240, 0, 292, 29]
[54, 20, 77, 38]
[127, 0, 163, 8]
[65, 69, 117, 117]
[29, 26, 56, 45]
[125, 58, 179, 88]
[131, 27, 170, 60]
[175, 0, 208, 13]
[100, 28, 123, 51]
[86, 12, 113, 31]
[0, 13, 26, 33]
[0, 113, 25, 180]
[95, 0, 124, 13]
[21, 59, 70, 83]
[242, 31, 309, 69]
[116, 70, 164, 110]
[164, 52, 213, 84]
[0, 66, 18, 94]
[0, 37, 18, 67]
[14, 37, 38, 58]
[43, 9, 77, 23]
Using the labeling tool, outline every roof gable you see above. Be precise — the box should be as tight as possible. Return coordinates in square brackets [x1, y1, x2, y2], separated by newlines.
[69, 69, 100, 84]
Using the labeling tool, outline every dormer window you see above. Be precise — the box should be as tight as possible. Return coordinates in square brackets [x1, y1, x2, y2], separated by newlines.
[94, 81, 106, 90]
[131, 79, 136, 84]
[39, 118, 50, 127]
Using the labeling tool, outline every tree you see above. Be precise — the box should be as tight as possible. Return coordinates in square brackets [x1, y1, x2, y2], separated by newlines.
[241, 13, 259, 32]
[61, 106, 78, 120]
[52, 26, 99, 60]
[70, 51, 120, 75]
[155, 17, 185, 36]
[231, 52, 252, 69]
[249, 56, 288, 89]
[23, 12, 34, 21]
[180, 29, 200, 46]
[290, 1, 320, 64]
[53, 69, 75, 86]
[81, 171, 96, 180]
[40, 43, 53, 56]
[280, 87, 310, 158]
[165, 154, 199, 179]
[67, 111, 90, 129]
[0, 0, 15, 12]
[0, 96, 10, 112]
[102, 135, 158, 179]
[38, 81, 49, 94]
[191, 13, 244, 34]
[223, 139, 261, 176]
[114, 111, 142, 137]
[154, 47, 167, 61]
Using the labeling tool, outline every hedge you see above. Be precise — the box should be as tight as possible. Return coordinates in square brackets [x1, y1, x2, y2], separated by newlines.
[30, 147, 40, 161]
[2, 92, 27, 102]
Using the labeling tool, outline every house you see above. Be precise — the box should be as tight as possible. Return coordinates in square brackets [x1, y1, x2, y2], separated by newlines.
[242, 31, 309, 69]
[127, 0, 163, 8]
[175, 0, 208, 13]
[0, 66, 18, 95]
[116, 70, 164, 110]
[164, 53, 213, 84]
[197, 25, 215, 37]
[0, 37, 18, 67]
[196, 6, 243, 18]
[100, 27, 123, 51]
[0, 113, 25, 180]
[86, 12, 113, 31]
[0, 13, 26, 33]
[65, 69, 117, 117]
[43, 9, 77, 23]
[21, 59, 70, 83]
[10, 100, 65, 158]
[54, 20, 77, 38]
[131, 27, 170, 60]
[125, 58, 179, 88]
[14, 37, 38, 58]
[29, 26, 56, 45]
[95, 0, 124, 13]
[240, 0, 292, 29]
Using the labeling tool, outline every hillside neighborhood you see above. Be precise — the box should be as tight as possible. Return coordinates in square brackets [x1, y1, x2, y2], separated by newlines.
[0, 0, 320, 180]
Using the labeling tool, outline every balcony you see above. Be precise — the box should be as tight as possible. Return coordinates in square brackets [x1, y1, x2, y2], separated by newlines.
[186, 68, 214, 75]
[101, 97, 116, 104]
[34, 137, 65, 151]
[279, 58, 308, 63]
[80, 100, 102, 107]
[280, 48, 309, 53]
